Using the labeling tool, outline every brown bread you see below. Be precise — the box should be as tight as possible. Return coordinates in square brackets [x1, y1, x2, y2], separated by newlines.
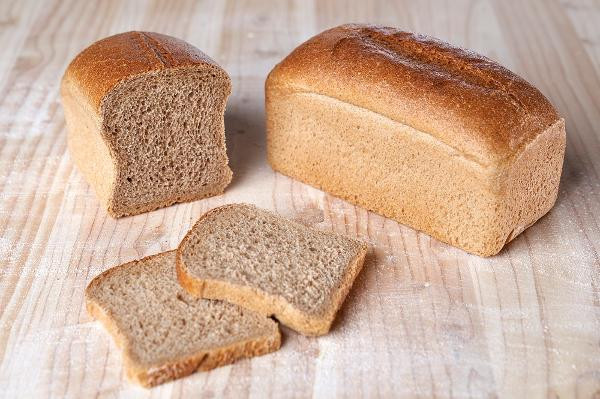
[61, 32, 232, 217]
[176, 204, 368, 336]
[265, 24, 566, 256]
[85, 251, 280, 387]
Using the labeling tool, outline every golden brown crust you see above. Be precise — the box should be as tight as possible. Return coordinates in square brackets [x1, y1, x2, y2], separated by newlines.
[61, 75, 116, 209]
[62, 31, 224, 112]
[266, 24, 560, 166]
[176, 204, 369, 336]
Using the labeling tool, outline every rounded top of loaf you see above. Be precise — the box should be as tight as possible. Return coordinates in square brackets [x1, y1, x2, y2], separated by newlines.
[266, 24, 561, 166]
[62, 31, 230, 112]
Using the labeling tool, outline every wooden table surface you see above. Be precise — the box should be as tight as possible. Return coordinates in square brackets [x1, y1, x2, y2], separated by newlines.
[1, 0, 600, 398]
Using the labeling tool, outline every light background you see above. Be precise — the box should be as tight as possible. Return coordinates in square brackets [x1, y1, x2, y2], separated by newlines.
[1, 0, 599, 398]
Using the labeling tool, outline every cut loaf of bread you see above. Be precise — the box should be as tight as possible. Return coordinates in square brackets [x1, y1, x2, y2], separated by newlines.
[61, 32, 233, 217]
[266, 24, 566, 256]
[85, 251, 280, 388]
[176, 203, 368, 336]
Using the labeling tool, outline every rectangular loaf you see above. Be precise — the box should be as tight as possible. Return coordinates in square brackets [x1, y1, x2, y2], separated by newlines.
[265, 24, 566, 256]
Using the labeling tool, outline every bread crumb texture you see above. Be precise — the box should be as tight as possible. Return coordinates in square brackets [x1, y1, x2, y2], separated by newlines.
[177, 204, 368, 336]
[85, 251, 280, 387]
[266, 24, 566, 256]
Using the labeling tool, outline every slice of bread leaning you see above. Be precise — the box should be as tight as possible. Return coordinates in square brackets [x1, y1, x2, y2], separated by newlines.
[176, 204, 369, 336]
[85, 251, 280, 388]
[61, 32, 233, 217]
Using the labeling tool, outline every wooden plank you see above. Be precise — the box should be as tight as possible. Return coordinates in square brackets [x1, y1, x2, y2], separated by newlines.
[561, 0, 600, 71]
[0, 0, 599, 397]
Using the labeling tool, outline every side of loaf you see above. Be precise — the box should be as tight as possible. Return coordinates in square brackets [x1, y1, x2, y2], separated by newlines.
[61, 31, 233, 217]
[85, 251, 280, 388]
[265, 24, 566, 256]
[176, 203, 368, 336]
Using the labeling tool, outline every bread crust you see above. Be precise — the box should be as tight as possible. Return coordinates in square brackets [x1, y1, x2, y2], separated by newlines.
[176, 204, 369, 336]
[85, 251, 281, 388]
[266, 24, 560, 166]
[63, 31, 224, 112]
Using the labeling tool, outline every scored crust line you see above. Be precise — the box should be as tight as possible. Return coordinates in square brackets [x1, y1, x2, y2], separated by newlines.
[137, 32, 171, 68]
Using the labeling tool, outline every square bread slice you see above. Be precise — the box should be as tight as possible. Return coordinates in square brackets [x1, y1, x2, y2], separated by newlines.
[176, 204, 369, 336]
[85, 251, 280, 388]
[61, 32, 233, 217]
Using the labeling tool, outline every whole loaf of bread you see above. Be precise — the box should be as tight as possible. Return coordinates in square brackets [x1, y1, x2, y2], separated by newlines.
[266, 24, 566, 256]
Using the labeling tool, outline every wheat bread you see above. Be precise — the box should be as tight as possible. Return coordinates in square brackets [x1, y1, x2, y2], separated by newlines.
[85, 251, 280, 387]
[265, 24, 566, 256]
[176, 204, 368, 336]
[61, 32, 233, 217]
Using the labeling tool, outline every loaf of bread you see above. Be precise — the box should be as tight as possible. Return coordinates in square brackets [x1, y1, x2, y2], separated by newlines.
[61, 32, 233, 217]
[85, 251, 280, 387]
[176, 204, 368, 336]
[266, 24, 566, 256]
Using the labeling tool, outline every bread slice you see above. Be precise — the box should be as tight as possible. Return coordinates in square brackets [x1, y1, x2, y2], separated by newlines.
[85, 251, 280, 388]
[266, 24, 566, 256]
[61, 32, 233, 217]
[176, 204, 368, 336]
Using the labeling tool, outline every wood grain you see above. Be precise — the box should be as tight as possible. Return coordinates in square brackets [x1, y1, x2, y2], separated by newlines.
[1, 0, 599, 397]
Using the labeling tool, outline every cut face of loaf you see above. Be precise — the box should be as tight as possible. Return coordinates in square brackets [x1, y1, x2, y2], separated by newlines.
[61, 32, 233, 217]
[176, 204, 369, 336]
[85, 251, 280, 387]
[266, 24, 566, 256]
